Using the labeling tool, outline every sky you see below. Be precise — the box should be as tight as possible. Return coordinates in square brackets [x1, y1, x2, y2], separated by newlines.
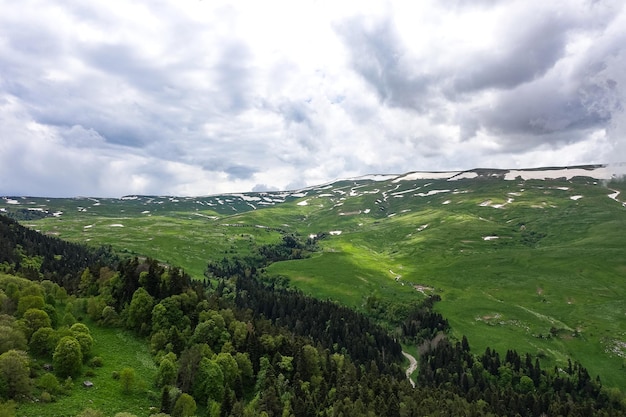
[1, 0, 625, 197]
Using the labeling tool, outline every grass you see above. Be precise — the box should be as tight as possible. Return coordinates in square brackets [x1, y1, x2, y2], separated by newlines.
[30, 214, 284, 279]
[5, 174, 626, 391]
[18, 324, 158, 417]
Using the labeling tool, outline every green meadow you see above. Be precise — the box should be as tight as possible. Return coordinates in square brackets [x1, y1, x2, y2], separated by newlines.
[4, 170, 626, 390]
[19, 324, 158, 417]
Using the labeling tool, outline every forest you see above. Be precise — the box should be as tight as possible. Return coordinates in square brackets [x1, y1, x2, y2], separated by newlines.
[1, 213, 626, 416]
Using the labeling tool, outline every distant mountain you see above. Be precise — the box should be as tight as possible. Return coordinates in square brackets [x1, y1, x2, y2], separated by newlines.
[2, 164, 623, 217]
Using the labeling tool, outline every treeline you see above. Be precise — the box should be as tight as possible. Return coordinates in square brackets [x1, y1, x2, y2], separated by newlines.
[416, 337, 626, 416]
[233, 275, 403, 373]
[205, 234, 317, 279]
[0, 215, 117, 291]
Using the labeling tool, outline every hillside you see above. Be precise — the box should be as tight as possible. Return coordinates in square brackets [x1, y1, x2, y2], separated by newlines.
[3, 163, 626, 391]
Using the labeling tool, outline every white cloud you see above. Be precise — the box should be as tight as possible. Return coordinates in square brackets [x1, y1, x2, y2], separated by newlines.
[0, 0, 625, 196]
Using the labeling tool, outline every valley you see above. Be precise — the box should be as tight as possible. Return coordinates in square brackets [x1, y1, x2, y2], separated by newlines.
[3, 164, 626, 390]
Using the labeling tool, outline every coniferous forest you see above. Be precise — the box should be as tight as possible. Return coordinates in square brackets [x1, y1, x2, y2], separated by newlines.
[1, 213, 626, 416]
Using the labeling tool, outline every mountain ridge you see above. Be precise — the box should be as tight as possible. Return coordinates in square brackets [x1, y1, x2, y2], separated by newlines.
[3, 163, 625, 202]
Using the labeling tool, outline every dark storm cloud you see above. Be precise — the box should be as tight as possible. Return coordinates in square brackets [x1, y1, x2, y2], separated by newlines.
[224, 165, 258, 180]
[481, 73, 620, 142]
[335, 17, 435, 111]
[451, 14, 572, 94]
[335, 1, 625, 154]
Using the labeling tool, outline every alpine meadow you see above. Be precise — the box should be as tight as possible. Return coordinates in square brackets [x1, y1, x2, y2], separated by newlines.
[2, 164, 626, 416]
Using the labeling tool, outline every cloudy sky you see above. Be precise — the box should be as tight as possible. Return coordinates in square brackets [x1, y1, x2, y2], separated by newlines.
[1, 0, 625, 197]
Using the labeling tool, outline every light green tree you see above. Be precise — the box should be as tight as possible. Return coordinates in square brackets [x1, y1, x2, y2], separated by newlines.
[36, 373, 61, 395]
[70, 323, 91, 335]
[72, 333, 93, 361]
[53, 336, 82, 378]
[119, 367, 136, 394]
[0, 324, 27, 355]
[0, 350, 31, 399]
[155, 357, 177, 388]
[16, 295, 44, 317]
[193, 357, 224, 405]
[127, 288, 154, 334]
[22, 308, 51, 340]
[172, 393, 196, 417]
[234, 352, 253, 388]
[215, 352, 239, 389]
[29, 327, 58, 357]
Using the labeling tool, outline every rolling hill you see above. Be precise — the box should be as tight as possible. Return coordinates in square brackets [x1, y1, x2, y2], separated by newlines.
[3, 163, 626, 389]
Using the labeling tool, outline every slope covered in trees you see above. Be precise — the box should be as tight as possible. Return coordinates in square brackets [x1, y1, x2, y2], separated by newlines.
[0, 215, 116, 291]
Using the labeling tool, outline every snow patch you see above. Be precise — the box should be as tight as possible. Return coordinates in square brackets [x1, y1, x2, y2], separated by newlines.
[232, 194, 262, 202]
[297, 200, 308, 206]
[570, 195, 583, 201]
[142, 210, 150, 214]
[442, 200, 451, 205]
[5, 198, 19, 205]
[390, 187, 421, 196]
[120, 196, 138, 200]
[417, 224, 429, 232]
[483, 236, 499, 241]
[363, 209, 371, 214]
[480, 198, 513, 209]
[504, 167, 612, 181]
[83, 225, 93, 229]
[415, 189, 451, 197]
[329, 230, 342, 235]
[109, 224, 124, 227]
[392, 171, 460, 182]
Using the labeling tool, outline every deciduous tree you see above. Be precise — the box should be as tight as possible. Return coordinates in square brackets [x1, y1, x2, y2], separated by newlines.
[119, 367, 136, 394]
[0, 350, 31, 400]
[21, 308, 51, 340]
[0, 324, 26, 355]
[172, 393, 196, 417]
[53, 336, 82, 378]
[29, 327, 58, 357]
[127, 288, 154, 335]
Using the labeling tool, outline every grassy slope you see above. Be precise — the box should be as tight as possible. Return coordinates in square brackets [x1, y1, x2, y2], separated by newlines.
[19, 324, 157, 417]
[266, 178, 626, 389]
[4, 175, 626, 390]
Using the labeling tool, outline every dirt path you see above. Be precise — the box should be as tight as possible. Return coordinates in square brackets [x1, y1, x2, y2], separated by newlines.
[402, 351, 417, 388]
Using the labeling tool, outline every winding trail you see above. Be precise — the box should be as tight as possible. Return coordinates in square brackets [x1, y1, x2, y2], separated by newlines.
[402, 351, 417, 388]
